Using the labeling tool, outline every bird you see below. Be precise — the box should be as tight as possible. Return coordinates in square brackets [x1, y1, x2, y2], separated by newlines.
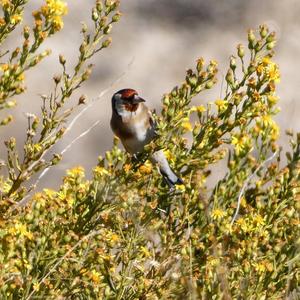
[110, 88, 183, 187]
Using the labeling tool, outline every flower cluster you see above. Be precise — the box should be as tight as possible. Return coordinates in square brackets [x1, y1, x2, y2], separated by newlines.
[39, 0, 68, 32]
[0, 0, 25, 38]
[0, 0, 120, 207]
[256, 56, 280, 83]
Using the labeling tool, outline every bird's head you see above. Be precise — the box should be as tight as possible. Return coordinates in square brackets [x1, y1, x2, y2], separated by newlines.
[112, 88, 145, 115]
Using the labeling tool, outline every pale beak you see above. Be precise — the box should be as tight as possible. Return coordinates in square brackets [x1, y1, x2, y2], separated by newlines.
[132, 95, 145, 104]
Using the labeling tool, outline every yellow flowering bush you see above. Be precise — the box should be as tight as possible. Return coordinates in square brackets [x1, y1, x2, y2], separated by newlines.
[0, 4, 299, 299]
[0, 0, 120, 210]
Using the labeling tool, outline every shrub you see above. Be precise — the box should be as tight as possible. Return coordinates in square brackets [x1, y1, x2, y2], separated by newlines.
[0, 1, 299, 299]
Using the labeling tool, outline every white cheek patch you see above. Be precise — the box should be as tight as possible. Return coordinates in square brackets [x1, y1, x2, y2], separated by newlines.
[115, 103, 132, 118]
[115, 99, 126, 115]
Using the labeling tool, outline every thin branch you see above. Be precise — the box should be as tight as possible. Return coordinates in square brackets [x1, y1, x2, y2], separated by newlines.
[188, 219, 194, 300]
[65, 56, 134, 135]
[230, 150, 278, 225]
[17, 120, 101, 207]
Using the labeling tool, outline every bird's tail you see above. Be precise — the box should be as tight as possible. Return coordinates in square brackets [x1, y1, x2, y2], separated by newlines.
[151, 150, 183, 187]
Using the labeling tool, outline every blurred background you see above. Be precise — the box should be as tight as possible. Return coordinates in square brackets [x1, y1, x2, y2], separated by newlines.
[2, 0, 300, 190]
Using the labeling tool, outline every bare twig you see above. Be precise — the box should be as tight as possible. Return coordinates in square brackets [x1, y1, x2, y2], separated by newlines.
[17, 120, 101, 206]
[230, 150, 278, 225]
[64, 56, 134, 136]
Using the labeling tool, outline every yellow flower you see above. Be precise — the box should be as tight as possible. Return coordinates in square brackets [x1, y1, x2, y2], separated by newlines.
[0, 0, 10, 8]
[33, 143, 42, 153]
[231, 136, 239, 146]
[41, 0, 68, 17]
[139, 160, 152, 175]
[190, 105, 206, 113]
[15, 223, 27, 235]
[140, 246, 151, 257]
[197, 141, 205, 149]
[267, 94, 279, 105]
[215, 99, 228, 112]
[197, 105, 206, 113]
[264, 260, 274, 272]
[207, 256, 220, 267]
[0, 178, 12, 193]
[267, 63, 280, 82]
[256, 64, 264, 76]
[240, 196, 247, 208]
[223, 223, 233, 234]
[67, 166, 85, 177]
[93, 166, 109, 177]
[89, 269, 101, 284]
[106, 232, 120, 247]
[61, 194, 72, 206]
[163, 149, 175, 162]
[252, 214, 265, 226]
[34, 19, 43, 27]
[24, 259, 32, 270]
[52, 15, 64, 31]
[11, 14, 22, 24]
[211, 208, 226, 220]
[196, 242, 205, 250]
[39, 31, 48, 40]
[110, 233, 119, 242]
[41, 0, 68, 31]
[9, 222, 33, 240]
[231, 134, 252, 155]
[0, 64, 9, 71]
[210, 59, 218, 67]
[26, 231, 34, 240]
[271, 123, 279, 141]
[17, 72, 25, 81]
[236, 217, 252, 233]
[44, 188, 56, 198]
[32, 10, 42, 20]
[259, 115, 279, 140]
[253, 262, 266, 274]
[33, 282, 40, 291]
[257, 56, 280, 83]
[175, 184, 186, 192]
[252, 91, 260, 102]
[261, 114, 273, 127]
[181, 117, 193, 132]
[123, 164, 131, 173]
[190, 106, 197, 112]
